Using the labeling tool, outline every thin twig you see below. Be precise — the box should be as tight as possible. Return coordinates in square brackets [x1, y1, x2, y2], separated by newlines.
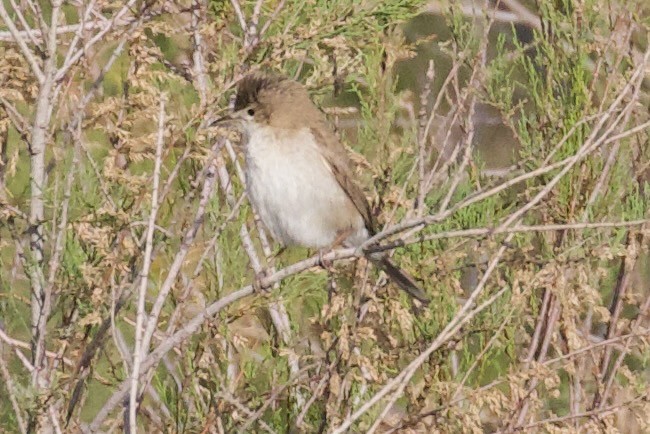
[0, 351, 28, 434]
[129, 94, 166, 432]
[191, 0, 207, 104]
[139, 139, 223, 367]
[337, 228, 518, 434]
[0, 1, 44, 82]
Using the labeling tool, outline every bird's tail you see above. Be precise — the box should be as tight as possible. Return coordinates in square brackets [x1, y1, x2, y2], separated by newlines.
[369, 254, 429, 304]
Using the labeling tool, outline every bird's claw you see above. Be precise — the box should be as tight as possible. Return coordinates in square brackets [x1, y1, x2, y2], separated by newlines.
[253, 269, 272, 293]
[318, 249, 335, 272]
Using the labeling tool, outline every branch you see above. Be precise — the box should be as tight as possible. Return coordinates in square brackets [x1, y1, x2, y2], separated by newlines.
[55, 0, 141, 81]
[0, 1, 44, 83]
[0, 351, 28, 434]
[335, 229, 518, 434]
[139, 139, 222, 362]
[129, 94, 166, 432]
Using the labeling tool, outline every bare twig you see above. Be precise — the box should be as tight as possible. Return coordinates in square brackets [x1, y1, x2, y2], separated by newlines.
[229, 0, 248, 40]
[6, 0, 40, 47]
[0, 1, 44, 82]
[0, 352, 28, 434]
[138, 139, 223, 366]
[422, 1, 542, 30]
[191, 0, 207, 103]
[514, 394, 648, 431]
[218, 391, 279, 434]
[55, 0, 141, 81]
[0, 17, 136, 42]
[129, 94, 166, 432]
[415, 60, 434, 216]
[496, 49, 649, 232]
[338, 226, 519, 434]
[28, 1, 62, 404]
[0, 329, 74, 367]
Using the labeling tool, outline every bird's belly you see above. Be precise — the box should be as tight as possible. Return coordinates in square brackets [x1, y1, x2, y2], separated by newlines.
[245, 129, 368, 249]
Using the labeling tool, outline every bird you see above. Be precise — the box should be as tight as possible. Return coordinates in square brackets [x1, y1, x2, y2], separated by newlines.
[216, 72, 428, 303]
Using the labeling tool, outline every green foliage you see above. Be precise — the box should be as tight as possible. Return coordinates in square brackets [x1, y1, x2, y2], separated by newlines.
[0, 0, 648, 432]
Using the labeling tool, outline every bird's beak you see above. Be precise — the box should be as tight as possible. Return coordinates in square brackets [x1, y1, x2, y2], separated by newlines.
[211, 110, 249, 129]
[210, 113, 233, 126]
[209, 112, 244, 152]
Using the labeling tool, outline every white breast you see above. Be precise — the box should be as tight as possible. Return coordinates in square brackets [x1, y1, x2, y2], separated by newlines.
[244, 125, 368, 249]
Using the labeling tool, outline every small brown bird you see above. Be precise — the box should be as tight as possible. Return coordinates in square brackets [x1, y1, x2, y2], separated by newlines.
[219, 73, 428, 303]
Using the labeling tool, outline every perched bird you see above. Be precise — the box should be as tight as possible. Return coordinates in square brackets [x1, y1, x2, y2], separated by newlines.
[217, 73, 428, 303]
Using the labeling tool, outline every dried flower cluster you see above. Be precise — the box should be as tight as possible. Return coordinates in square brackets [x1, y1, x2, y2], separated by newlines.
[0, 0, 648, 433]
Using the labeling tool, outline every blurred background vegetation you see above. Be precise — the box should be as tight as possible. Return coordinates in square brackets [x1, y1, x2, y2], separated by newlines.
[0, 0, 649, 432]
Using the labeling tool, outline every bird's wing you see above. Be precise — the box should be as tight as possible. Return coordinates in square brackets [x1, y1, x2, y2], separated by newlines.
[310, 123, 377, 235]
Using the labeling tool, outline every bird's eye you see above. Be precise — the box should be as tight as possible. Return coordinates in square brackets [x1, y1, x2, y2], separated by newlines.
[247, 108, 255, 116]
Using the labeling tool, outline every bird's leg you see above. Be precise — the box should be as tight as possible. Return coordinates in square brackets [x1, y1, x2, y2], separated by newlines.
[318, 229, 351, 270]
[253, 269, 272, 293]
[317, 249, 334, 272]
[254, 244, 286, 293]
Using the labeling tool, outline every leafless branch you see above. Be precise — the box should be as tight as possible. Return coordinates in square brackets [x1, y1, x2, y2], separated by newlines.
[0, 351, 28, 434]
[129, 94, 166, 432]
[0, 1, 44, 82]
[335, 229, 518, 434]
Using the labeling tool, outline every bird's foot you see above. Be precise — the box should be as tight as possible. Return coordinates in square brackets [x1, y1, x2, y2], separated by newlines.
[253, 269, 272, 293]
[317, 229, 352, 271]
[318, 248, 335, 272]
